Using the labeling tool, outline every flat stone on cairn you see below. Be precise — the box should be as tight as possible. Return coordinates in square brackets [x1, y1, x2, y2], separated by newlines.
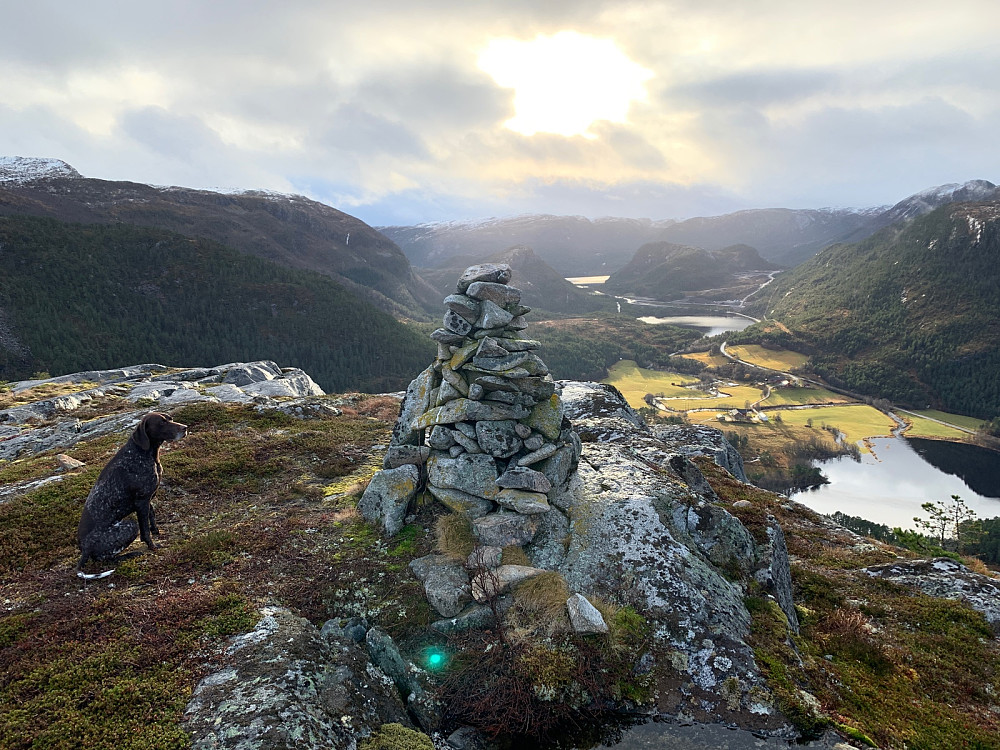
[359, 262, 581, 548]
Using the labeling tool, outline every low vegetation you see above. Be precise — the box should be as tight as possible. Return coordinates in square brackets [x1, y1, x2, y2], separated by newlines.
[0, 401, 437, 749]
[699, 459, 1000, 747]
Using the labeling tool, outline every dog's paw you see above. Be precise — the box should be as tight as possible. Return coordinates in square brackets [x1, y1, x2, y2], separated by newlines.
[77, 569, 115, 580]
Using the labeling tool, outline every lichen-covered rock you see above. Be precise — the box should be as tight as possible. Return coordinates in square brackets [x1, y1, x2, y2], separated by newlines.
[555, 381, 791, 728]
[382, 445, 430, 469]
[357, 465, 419, 537]
[471, 564, 548, 602]
[427, 486, 494, 518]
[183, 607, 411, 750]
[495, 488, 550, 515]
[472, 512, 539, 547]
[524, 394, 563, 441]
[496, 466, 552, 494]
[654, 423, 749, 483]
[391, 364, 437, 446]
[566, 593, 609, 634]
[475, 419, 523, 458]
[865, 557, 1000, 634]
[427, 452, 500, 500]
[755, 521, 800, 633]
[408, 556, 473, 618]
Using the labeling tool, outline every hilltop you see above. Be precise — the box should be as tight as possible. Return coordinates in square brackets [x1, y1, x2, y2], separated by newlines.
[604, 241, 779, 301]
[1, 362, 998, 749]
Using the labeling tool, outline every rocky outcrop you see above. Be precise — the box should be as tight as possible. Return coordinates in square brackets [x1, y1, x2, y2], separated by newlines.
[549, 381, 794, 730]
[0, 361, 326, 461]
[865, 557, 1000, 634]
[183, 607, 414, 750]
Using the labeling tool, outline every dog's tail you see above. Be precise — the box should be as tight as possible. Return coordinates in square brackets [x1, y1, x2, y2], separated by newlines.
[77, 568, 115, 580]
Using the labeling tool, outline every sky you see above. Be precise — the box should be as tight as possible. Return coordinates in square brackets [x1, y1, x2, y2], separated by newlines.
[2, 0, 999, 226]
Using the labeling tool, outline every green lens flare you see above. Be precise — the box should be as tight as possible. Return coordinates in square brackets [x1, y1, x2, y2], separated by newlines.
[426, 649, 446, 669]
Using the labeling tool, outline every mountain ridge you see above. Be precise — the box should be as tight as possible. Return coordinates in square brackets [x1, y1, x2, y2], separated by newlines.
[0, 157, 439, 319]
[383, 179, 998, 273]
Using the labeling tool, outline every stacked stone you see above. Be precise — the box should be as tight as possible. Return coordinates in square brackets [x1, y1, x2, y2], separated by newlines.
[360, 263, 581, 550]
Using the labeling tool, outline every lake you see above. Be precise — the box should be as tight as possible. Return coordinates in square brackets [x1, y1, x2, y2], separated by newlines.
[793, 436, 1000, 528]
[636, 314, 756, 337]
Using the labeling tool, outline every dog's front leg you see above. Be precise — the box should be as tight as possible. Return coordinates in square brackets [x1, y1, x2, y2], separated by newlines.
[136, 499, 158, 551]
[149, 502, 160, 537]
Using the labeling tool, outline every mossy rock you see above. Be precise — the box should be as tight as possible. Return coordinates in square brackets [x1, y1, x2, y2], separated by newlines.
[359, 723, 434, 750]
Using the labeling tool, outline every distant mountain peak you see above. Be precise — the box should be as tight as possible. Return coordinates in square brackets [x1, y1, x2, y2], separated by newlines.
[885, 179, 1000, 222]
[0, 156, 81, 184]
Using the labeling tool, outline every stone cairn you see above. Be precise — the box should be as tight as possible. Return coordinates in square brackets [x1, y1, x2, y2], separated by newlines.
[359, 263, 588, 626]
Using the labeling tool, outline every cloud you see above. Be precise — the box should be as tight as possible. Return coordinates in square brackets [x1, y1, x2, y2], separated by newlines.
[1, 1, 999, 224]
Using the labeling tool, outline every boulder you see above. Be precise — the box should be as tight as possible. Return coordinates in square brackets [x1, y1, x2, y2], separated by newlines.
[391, 364, 437, 446]
[408, 556, 473, 618]
[357, 464, 419, 537]
[471, 564, 547, 602]
[427, 453, 500, 500]
[427, 485, 494, 519]
[183, 607, 411, 750]
[566, 593, 609, 634]
[475, 419, 523, 458]
[865, 557, 1000, 634]
[495, 488, 550, 515]
[456, 263, 512, 293]
[496, 466, 552, 494]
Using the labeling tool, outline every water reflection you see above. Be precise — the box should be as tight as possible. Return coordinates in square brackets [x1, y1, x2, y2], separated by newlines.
[636, 315, 756, 337]
[794, 437, 1000, 528]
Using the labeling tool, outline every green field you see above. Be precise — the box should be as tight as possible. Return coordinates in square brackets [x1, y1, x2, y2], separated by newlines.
[760, 386, 851, 407]
[777, 404, 897, 447]
[903, 414, 972, 440]
[912, 410, 985, 432]
[602, 360, 703, 408]
[727, 344, 809, 371]
[677, 351, 730, 368]
[658, 385, 768, 413]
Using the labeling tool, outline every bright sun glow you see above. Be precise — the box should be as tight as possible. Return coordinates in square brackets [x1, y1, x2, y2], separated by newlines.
[478, 31, 653, 138]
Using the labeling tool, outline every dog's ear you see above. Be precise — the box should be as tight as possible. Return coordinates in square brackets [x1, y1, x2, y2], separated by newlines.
[135, 415, 151, 451]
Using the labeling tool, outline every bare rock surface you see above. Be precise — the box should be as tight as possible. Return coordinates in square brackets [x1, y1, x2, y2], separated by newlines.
[0, 360, 327, 462]
[865, 557, 1000, 634]
[183, 607, 411, 750]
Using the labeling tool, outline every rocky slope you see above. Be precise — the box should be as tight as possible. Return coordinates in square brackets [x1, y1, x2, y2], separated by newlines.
[0, 156, 439, 319]
[2, 352, 999, 748]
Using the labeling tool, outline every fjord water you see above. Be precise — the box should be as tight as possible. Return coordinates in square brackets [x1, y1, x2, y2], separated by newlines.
[794, 437, 1000, 528]
[635, 314, 756, 337]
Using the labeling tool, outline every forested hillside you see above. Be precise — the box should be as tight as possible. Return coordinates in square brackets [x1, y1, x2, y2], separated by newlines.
[604, 242, 778, 300]
[0, 216, 434, 391]
[745, 202, 1000, 418]
[0, 159, 440, 319]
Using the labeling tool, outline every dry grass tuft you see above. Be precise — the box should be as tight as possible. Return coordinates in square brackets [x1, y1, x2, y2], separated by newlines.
[509, 572, 571, 636]
[501, 545, 531, 567]
[434, 513, 476, 561]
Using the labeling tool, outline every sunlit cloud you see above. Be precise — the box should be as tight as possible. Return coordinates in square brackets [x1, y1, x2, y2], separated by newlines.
[478, 31, 653, 138]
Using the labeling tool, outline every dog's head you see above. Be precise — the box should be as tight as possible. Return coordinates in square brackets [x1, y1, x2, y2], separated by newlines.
[134, 412, 188, 451]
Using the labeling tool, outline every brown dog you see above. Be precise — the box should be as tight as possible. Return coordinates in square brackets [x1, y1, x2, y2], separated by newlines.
[77, 412, 187, 579]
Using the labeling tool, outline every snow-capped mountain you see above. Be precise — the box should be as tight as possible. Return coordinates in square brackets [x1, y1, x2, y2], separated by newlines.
[0, 156, 82, 184]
